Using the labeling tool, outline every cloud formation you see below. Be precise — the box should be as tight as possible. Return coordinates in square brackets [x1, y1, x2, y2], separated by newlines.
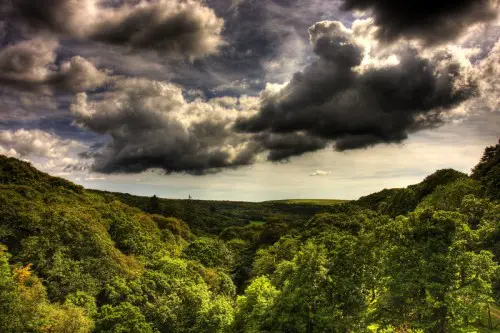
[341, 0, 498, 45]
[6, 0, 224, 58]
[1, 1, 497, 178]
[71, 78, 261, 174]
[235, 20, 477, 159]
[70, 19, 498, 175]
[0, 39, 108, 92]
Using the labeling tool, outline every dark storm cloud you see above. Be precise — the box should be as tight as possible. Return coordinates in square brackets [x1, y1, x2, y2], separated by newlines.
[4, 0, 224, 58]
[341, 0, 498, 44]
[88, 128, 255, 175]
[71, 78, 261, 175]
[235, 21, 477, 159]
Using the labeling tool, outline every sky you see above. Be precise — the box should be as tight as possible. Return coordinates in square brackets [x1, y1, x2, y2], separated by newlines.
[0, 0, 498, 201]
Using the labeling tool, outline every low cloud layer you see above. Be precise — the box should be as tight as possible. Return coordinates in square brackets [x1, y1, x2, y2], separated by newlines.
[235, 20, 477, 159]
[5, 0, 224, 58]
[341, 0, 498, 45]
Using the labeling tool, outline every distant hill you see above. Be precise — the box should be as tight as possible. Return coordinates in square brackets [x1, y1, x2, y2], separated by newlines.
[91, 190, 353, 234]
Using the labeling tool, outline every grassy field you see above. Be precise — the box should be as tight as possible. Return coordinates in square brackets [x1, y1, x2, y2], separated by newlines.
[264, 199, 348, 205]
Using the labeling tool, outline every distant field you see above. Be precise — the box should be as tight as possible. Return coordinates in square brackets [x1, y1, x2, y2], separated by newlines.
[265, 199, 348, 205]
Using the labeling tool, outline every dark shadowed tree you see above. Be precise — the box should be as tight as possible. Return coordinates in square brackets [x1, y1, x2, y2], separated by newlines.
[148, 195, 161, 214]
[472, 140, 500, 200]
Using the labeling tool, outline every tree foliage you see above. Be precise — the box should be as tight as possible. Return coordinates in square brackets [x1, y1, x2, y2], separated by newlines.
[0, 149, 498, 332]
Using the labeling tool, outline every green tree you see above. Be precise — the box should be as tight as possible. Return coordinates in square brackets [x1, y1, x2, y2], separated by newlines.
[234, 276, 279, 333]
[472, 139, 500, 180]
[66, 291, 98, 318]
[412, 169, 468, 201]
[269, 237, 371, 332]
[193, 295, 235, 333]
[102, 256, 236, 333]
[38, 303, 94, 333]
[95, 302, 155, 333]
[182, 237, 235, 271]
[417, 178, 481, 212]
[380, 188, 417, 217]
[0, 245, 24, 332]
[252, 236, 300, 276]
[258, 215, 289, 245]
[303, 212, 363, 237]
[108, 204, 166, 258]
[378, 210, 498, 332]
[483, 164, 500, 200]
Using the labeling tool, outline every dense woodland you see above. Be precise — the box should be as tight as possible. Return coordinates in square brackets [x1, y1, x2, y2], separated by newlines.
[0, 140, 499, 333]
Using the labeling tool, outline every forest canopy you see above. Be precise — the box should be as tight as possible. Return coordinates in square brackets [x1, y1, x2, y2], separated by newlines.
[0, 139, 499, 332]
